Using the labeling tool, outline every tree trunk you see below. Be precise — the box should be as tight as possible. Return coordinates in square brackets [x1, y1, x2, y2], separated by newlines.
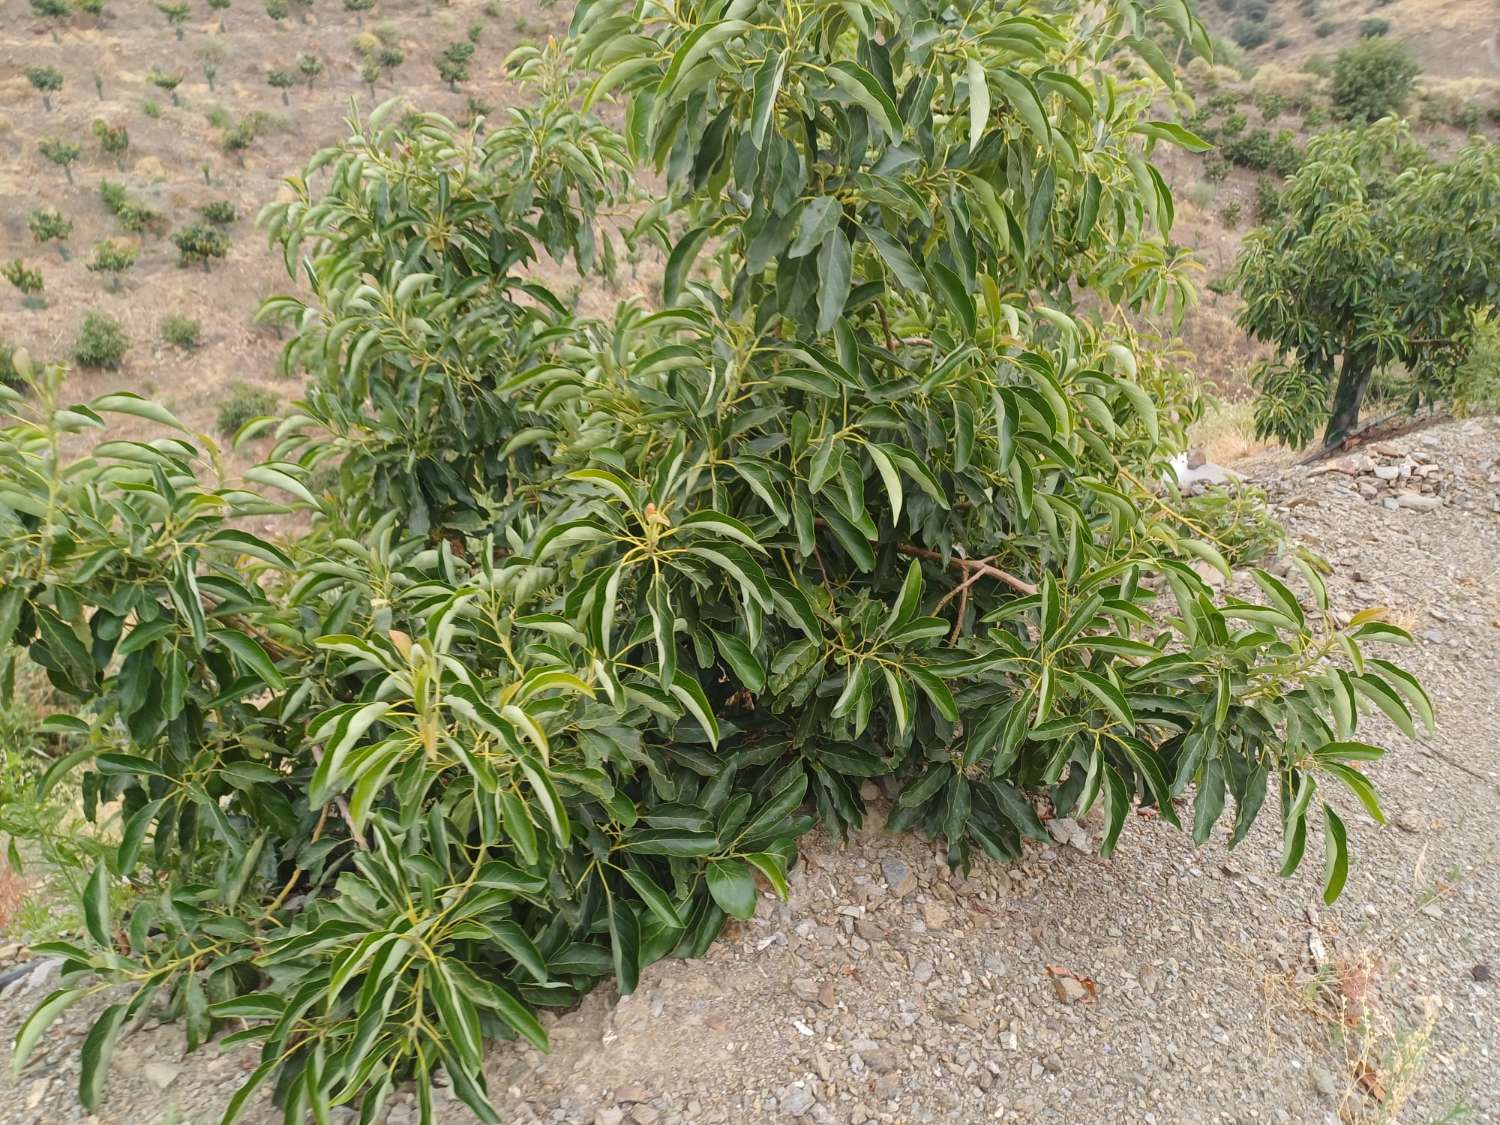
[1323, 351, 1375, 449]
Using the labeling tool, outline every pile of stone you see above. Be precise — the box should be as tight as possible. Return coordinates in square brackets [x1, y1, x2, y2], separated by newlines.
[1304, 438, 1450, 512]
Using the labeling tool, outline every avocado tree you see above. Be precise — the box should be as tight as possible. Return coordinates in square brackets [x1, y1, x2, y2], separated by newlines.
[31, 0, 70, 41]
[2, 260, 45, 308]
[1235, 119, 1500, 447]
[266, 66, 296, 103]
[39, 137, 81, 184]
[1331, 39, 1420, 123]
[26, 65, 64, 112]
[148, 69, 185, 106]
[27, 207, 74, 260]
[91, 118, 129, 168]
[4, 4, 1427, 1122]
[171, 222, 230, 268]
[157, 1, 190, 38]
[85, 238, 139, 291]
[297, 51, 324, 89]
[436, 38, 472, 89]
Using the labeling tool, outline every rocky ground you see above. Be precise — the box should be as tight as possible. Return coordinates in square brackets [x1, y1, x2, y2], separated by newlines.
[2, 416, 1498, 1125]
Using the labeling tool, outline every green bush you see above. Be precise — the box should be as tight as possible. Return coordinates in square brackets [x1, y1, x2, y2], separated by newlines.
[38, 137, 81, 184]
[198, 199, 237, 224]
[160, 313, 202, 350]
[215, 380, 276, 432]
[3, 260, 44, 306]
[27, 207, 74, 254]
[1358, 18, 1390, 38]
[1223, 127, 1302, 176]
[171, 223, 230, 268]
[71, 312, 129, 369]
[3, 10, 1424, 1123]
[91, 118, 129, 167]
[26, 65, 63, 111]
[99, 181, 165, 236]
[1331, 39, 1419, 122]
[85, 239, 139, 290]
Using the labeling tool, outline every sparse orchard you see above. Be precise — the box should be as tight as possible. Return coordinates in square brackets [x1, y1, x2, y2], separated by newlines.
[85, 239, 139, 291]
[27, 207, 74, 260]
[71, 311, 129, 369]
[26, 65, 64, 112]
[38, 137, 82, 185]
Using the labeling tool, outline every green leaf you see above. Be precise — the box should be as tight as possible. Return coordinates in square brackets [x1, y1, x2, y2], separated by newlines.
[743, 851, 789, 899]
[705, 858, 757, 920]
[607, 897, 641, 995]
[991, 69, 1050, 146]
[966, 56, 989, 152]
[749, 49, 786, 148]
[1133, 121, 1213, 152]
[709, 627, 765, 693]
[816, 228, 852, 333]
[1318, 761, 1385, 825]
[863, 226, 926, 293]
[83, 862, 110, 947]
[79, 1002, 127, 1111]
[13, 988, 87, 1079]
[669, 669, 720, 747]
[620, 867, 685, 930]
[907, 666, 957, 722]
[826, 60, 903, 142]
[790, 196, 843, 259]
[865, 442, 902, 525]
[662, 224, 713, 305]
[212, 628, 286, 691]
[1321, 805, 1348, 904]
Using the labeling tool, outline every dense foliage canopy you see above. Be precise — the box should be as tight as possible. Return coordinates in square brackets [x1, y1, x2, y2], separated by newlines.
[1236, 119, 1500, 447]
[3, 2, 1426, 1121]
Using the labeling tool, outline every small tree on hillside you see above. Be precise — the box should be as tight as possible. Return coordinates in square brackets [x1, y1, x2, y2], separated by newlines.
[26, 65, 64, 112]
[157, 1, 190, 37]
[3, 260, 46, 308]
[91, 118, 129, 168]
[297, 52, 324, 89]
[436, 40, 472, 90]
[149, 69, 185, 106]
[343, 0, 372, 26]
[27, 207, 74, 260]
[75, 0, 108, 23]
[265, 0, 287, 23]
[199, 38, 228, 90]
[266, 66, 296, 104]
[1331, 39, 1420, 123]
[39, 137, 81, 184]
[1236, 120, 1500, 448]
[172, 223, 230, 269]
[31, 0, 70, 41]
[206, 0, 230, 30]
[86, 238, 139, 291]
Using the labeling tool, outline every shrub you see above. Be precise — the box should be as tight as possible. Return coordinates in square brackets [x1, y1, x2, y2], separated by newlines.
[160, 313, 202, 349]
[85, 239, 139, 290]
[266, 67, 296, 103]
[3, 260, 45, 307]
[199, 38, 228, 89]
[215, 379, 277, 433]
[91, 118, 129, 167]
[265, 0, 286, 21]
[171, 223, 230, 268]
[1220, 200, 1243, 227]
[31, 0, 69, 39]
[71, 311, 128, 368]
[3, 12, 1424, 1123]
[297, 52, 324, 87]
[198, 199, 236, 224]
[206, 0, 230, 28]
[0, 341, 25, 388]
[1331, 39, 1419, 122]
[148, 69, 184, 105]
[344, 0, 373, 22]
[26, 65, 63, 112]
[1314, 20, 1334, 38]
[99, 182, 165, 236]
[76, 0, 107, 17]
[1358, 18, 1390, 38]
[437, 40, 474, 89]
[38, 137, 81, 184]
[221, 116, 261, 160]
[1231, 20, 1269, 50]
[157, 0, 190, 36]
[143, 99, 162, 118]
[1222, 127, 1302, 176]
[28, 207, 74, 256]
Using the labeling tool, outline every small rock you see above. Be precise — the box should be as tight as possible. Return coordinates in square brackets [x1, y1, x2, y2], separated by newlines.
[912, 959, 934, 983]
[881, 858, 915, 897]
[1052, 975, 1090, 1004]
[1311, 1066, 1339, 1100]
[1395, 493, 1443, 511]
[779, 1086, 816, 1116]
[1041, 1054, 1064, 1074]
[614, 1085, 651, 1105]
[631, 1107, 660, 1125]
[922, 902, 950, 929]
[595, 1110, 626, 1125]
[859, 780, 880, 802]
[1473, 963, 1492, 982]
[143, 1062, 180, 1090]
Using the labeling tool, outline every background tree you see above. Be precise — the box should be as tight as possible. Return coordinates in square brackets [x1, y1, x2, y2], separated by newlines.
[199, 38, 228, 90]
[1331, 39, 1420, 123]
[264, 0, 286, 24]
[266, 66, 296, 103]
[436, 38, 472, 90]
[171, 222, 230, 268]
[2, 260, 45, 308]
[27, 207, 74, 260]
[86, 238, 139, 291]
[39, 137, 81, 184]
[1236, 120, 1500, 447]
[91, 118, 129, 169]
[157, 1, 190, 38]
[297, 51, 324, 89]
[148, 69, 184, 106]
[71, 311, 129, 368]
[30, 0, 70, 42]
[26, 65, 64, 112]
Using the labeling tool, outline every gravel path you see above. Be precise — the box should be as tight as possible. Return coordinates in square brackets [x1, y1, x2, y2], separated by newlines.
[3, 418, 1498, 1125]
